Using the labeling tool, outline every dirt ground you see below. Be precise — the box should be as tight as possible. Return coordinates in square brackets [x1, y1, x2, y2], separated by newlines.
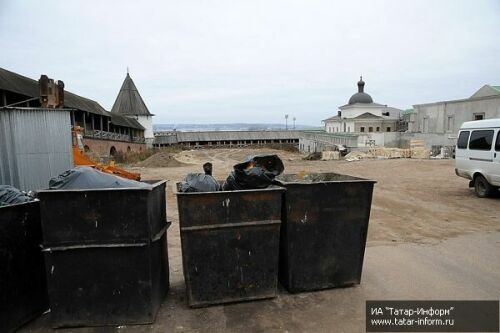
[136, 148, 500, 246]
[22, 148, 500, 333]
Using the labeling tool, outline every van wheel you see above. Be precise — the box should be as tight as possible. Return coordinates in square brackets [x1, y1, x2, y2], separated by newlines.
[474, 175, 493, 198]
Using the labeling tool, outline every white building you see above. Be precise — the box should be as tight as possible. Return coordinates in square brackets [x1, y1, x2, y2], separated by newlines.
[301, 82, 500, 153]
[411, 84, 500, 136]
[323, 77, 402, 135]
[111, 72, 155, 147]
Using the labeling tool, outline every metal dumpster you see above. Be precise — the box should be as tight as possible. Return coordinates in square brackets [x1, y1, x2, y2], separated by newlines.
[0, 201, 49, 333]
[38, 180, 167, 246]
[176, 184, 284, 307]
[277, 173, 376, 293]
[37, 180, 169, 328]
[42, 229, 169, 328]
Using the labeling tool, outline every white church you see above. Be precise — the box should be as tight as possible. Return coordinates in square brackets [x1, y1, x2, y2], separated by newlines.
[323, 77, 402, 134]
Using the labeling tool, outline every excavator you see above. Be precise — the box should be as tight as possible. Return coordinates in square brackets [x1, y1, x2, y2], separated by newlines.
[72, 126, 141, 181]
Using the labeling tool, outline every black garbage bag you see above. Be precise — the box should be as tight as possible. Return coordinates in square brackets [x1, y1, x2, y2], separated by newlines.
[49, 166, 151, 190]
[0, 185, 35, 206]
[179, 173, 221, 193]
[179, 162, 221, 193]
[222, 154, 284, 191]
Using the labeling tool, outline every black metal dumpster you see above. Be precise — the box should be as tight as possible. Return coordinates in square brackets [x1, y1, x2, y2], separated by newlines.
[176, 185, 284, 307]
[37, 180, 169, 328]
[0, 201, 49, 333]
[42, 229, 169, 328]
[38, 180, 167, 246]
[277, 173, 376, 293]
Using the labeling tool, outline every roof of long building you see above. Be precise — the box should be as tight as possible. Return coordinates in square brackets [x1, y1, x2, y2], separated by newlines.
[0, 67, 144, 130]
[154, 130, 302, 144]
[111, 73, 152, 116]
[0, 67, 108, 116]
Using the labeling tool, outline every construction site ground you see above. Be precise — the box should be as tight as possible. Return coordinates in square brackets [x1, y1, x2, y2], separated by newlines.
[23, 148, 500, 333]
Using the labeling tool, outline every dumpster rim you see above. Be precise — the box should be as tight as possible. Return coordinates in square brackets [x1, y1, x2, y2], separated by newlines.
[0, 198, 39, 209]
[276, 172, 376, 185]
[37, 180, 167, 194]
[174, 183, 286, 196]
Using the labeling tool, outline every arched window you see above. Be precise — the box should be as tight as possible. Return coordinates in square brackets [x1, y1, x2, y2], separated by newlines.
[110, 146, 117, 156]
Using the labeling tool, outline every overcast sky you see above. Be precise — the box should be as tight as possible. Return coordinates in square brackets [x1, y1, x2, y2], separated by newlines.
[1, 0, 499, 125]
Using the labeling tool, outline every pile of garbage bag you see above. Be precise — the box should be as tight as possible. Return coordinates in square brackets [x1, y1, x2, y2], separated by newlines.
[0, 185, 36, 206]
[179, 155, 285, 193]
[179, 163, 221, 192]
[223, 154, 284, 191]
[49, 166, 151, 190]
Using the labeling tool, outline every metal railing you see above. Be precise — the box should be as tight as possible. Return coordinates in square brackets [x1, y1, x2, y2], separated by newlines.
[84, 129, 146, 143]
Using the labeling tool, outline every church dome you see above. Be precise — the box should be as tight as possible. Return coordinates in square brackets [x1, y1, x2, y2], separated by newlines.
[348, 76, 373, 104]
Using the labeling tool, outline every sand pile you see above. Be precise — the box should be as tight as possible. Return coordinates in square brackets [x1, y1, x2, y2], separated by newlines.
[135, 152, 188, 168]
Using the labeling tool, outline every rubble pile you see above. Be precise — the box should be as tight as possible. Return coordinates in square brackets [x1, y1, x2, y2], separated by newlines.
[344, 147, 431, 162]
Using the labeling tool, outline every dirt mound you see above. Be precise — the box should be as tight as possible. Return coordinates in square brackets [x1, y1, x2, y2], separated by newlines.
[135, 152, 188, 168]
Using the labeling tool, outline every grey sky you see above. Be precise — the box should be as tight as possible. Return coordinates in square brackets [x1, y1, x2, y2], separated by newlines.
[1, 0, 499, 125]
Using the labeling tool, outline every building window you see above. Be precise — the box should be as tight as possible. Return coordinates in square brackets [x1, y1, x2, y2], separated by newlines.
[386, 127, 391, 132]
[369, 127, 373, 132]
[474, 113, 485, 121]
[376, 127, 380, 132]
[447, 116, 454, 132]
[348, 126, 350, 132]
[360, 127, 365, 132]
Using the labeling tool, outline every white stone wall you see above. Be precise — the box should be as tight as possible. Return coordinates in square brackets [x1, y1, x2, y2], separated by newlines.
[325, 105, 401, 134]
[340, 105, 384, 118]
[132, 115, 154, 147]
[413, 96, 500, 135]
[300, 130, 465, 152]
[324, 120, 355, 133]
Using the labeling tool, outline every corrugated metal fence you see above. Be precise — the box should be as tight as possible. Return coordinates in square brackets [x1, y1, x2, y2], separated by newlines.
[0, 107, 73, 191]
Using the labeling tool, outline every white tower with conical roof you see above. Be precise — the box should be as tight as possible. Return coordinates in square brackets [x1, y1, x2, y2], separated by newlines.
[111, 72, 154, 147]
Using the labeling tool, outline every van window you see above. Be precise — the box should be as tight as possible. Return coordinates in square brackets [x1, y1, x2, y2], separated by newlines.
[469, 130, 494, 150]
[496, 131, 500, 151]
[457, 131, 469, 149]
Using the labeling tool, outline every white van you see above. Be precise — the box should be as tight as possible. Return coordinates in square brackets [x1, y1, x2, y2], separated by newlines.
[455, 119, 500, 197]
